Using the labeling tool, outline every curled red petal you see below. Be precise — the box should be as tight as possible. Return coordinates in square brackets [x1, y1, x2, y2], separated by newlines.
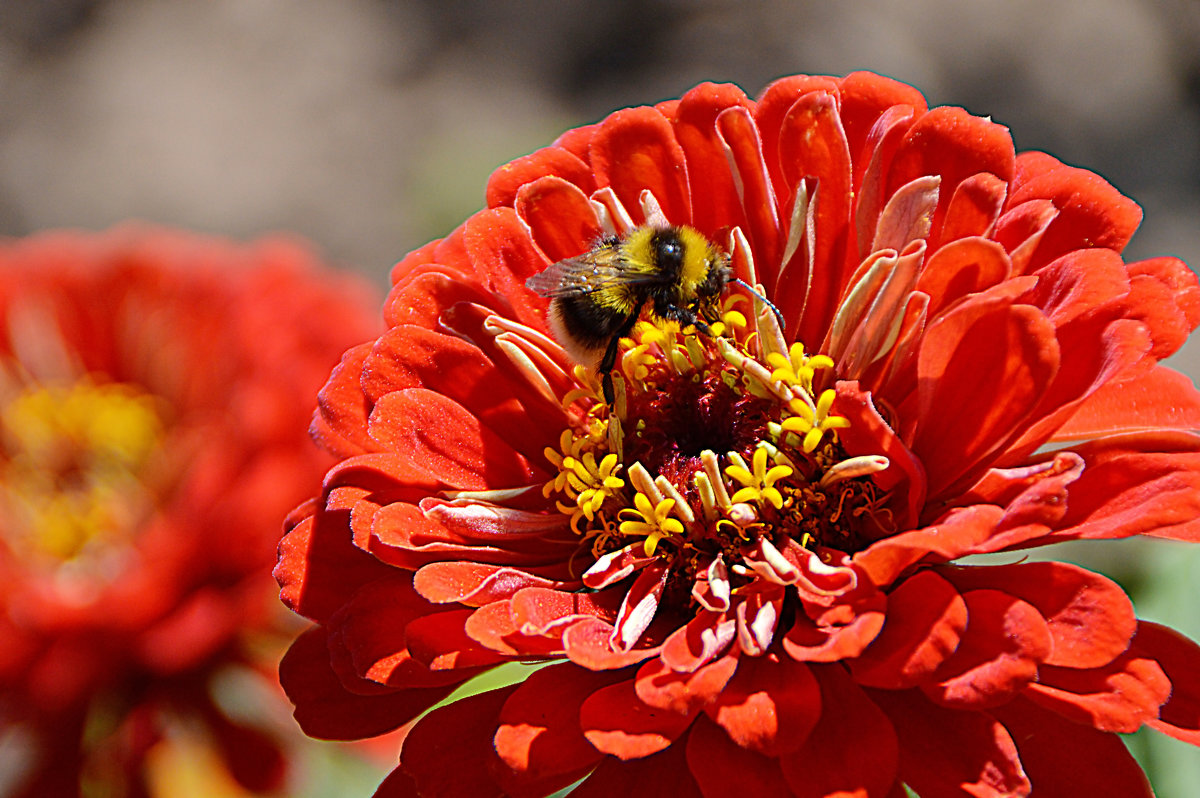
[1046, 430, 1200, 543]
[923, 589, 1051, 709]
[935, 171, 1008, 246]
[404, 608, 510, 671]
[275, 504, 396, 623]
[1008, 150, 1142, 270]
[1131, 621, 1200, 744]
[563, 617, 661, 671]
[851, 570, 968, 689]
[990, 696, 1153, 798]
[1025, 650, 1171, 733]
[1053, 365, 1200, 440]
[514, 175, 603, 263]
[670, 81, 754, 237]
[887, 106, 1015, 244]
[332, 577, 472, 688]
[942, 561, 1135, 669]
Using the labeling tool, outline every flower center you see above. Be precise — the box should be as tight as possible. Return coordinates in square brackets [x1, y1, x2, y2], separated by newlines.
[544, 303, 892, 600]
[0, 374, 164, 583]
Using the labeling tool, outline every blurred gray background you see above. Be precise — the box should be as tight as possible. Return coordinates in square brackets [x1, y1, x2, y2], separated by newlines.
[1, 0, 1197, 793]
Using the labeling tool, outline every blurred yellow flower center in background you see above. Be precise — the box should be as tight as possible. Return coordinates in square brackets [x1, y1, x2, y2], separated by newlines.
[0, 376, 163, 565]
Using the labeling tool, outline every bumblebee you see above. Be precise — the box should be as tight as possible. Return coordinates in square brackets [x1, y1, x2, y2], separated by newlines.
[526, 224, 734, 402]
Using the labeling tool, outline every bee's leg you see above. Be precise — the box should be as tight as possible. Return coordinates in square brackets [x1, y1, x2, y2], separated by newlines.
[599, 313, 640, 404]
[600, 340, 620, 403]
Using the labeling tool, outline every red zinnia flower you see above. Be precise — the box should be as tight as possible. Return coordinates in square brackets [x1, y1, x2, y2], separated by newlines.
[0, 226, 378, 797]
[277, 73, 1200, 797]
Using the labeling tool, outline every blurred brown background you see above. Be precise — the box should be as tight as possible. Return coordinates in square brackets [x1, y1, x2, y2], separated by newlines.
[1, 1, 1197, 794]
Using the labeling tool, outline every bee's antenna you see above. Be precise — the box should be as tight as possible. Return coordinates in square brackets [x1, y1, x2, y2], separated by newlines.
[733, 278, 786, 329]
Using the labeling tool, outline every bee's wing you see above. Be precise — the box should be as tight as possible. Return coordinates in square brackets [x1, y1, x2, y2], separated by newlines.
[526, 247, 665, 298]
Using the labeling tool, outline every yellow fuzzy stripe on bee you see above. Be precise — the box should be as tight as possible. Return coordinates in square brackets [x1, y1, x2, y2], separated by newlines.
[677, 226, 715, 291]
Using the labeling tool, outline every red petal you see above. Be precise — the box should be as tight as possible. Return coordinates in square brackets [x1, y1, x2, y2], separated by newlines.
[493, 663, 620, 796]
[923, 589, 1051, 709]
[685, 715, 794, 796]
[832, 381, 927, 530]
[781, 592, 886, 663]
[310, 343, 380, 459]
[415, 561, 579, 607]
[580, 677, 696, 759]
[851, 570, 968, 689]
[716, 106, 783, 274]
[279, 626, 451, 740]
[634, 653, 739, 715]
[935, 172, 1008, 247]
[871, 688, 1031, 798]
[332, 578, 473, 688]
[887, 107, 1016, 244]
[917, 237, 1012, 319]
[275, 503, 396, 623]
[777, 90, 854, 345]
[1123, 257, 1200, 360]
[992, 198, 1059, 276]
[670, 82, 754, 237]
[1046, 430, 1200, 543]
[943, 561, 1135, 669]
[912, 296, 1059, 501]
[656, 608, 737, 673]
[1132, 622, 1200, 744]
[837, 70, 929, 170]
[563, 617, 661, 670]
[367, 388, 536, 490]
[753, 75, 842, 197]
[370, 768, 418, 798]
[703, 654, 821, 755]
[510, 587, 619, 635]
[398, 684, 518, 796]
[486, 144, 595, 209]
[404, 608, 510, 671]
[780, 664, 900, 798]
[589, 106, 691, 224]
[610, 562, 668, 652]
[383, 263, 495, 331]
[991, 696, 1153, 798]
[569, 735, 702, 798]
[1054, 365, 1200, 439]
[1025, 651, 1171, 733]
[1007, 151, 1142, 270]
[464, 207, 553, 325]
[514, 175, 603, 263]
[362, 325, 555, 461]
[1129, 254, 1200, 331]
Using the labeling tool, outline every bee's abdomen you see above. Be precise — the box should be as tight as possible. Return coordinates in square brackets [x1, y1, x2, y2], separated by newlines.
[552, 293, 631, 350]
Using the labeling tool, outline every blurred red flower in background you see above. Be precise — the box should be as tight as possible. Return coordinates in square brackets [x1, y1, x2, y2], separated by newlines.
[277, 73, 1200, 797]
[0, 226, 378, 797]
